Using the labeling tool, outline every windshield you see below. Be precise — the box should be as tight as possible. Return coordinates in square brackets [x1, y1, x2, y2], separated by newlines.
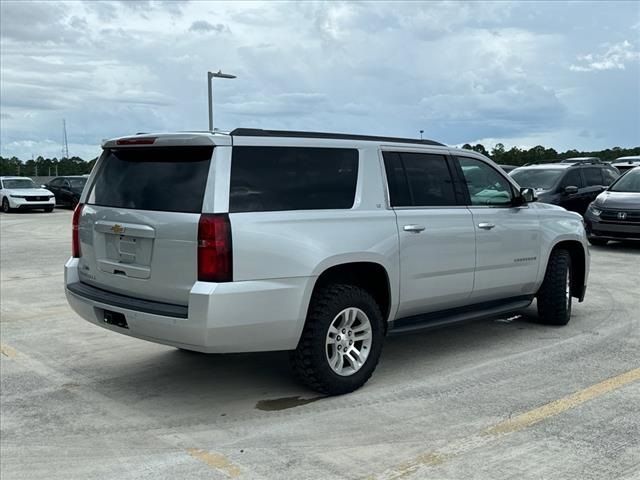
[609, 169, 640, 193]
[69, 178, 87, 189]
[510, 169, 563, 190]
[2, 179, 37, 189]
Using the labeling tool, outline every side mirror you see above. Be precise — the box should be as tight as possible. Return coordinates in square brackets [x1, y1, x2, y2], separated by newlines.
[41, 185, 47, 189]
[564, 185, 579, 195]
[520, 187, 537, 203]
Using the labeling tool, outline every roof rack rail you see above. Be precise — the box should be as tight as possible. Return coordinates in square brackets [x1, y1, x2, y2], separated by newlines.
[229, 128, 445, 147]
[569, 160, 606, 166]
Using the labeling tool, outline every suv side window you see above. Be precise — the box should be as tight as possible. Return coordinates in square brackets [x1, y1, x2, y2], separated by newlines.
[456, 157, 513, 206]
[50, 178, 62, 187]
[560, 170, 584, 189]
[583, 168, 603, 186]
[601, 168, 618, 185]
[230, 146, 358, 213]
[383, 152, 456, 207]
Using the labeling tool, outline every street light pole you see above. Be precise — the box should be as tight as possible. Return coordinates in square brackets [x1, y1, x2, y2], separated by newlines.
[208, 70, 237, 131]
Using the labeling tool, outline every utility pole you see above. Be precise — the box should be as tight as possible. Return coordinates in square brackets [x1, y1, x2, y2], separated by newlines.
[62, 119, 69, 159]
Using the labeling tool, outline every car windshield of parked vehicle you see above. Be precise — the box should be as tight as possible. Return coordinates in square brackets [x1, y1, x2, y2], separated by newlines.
[510, 169, 563, 190]
[2, 179, 37, 189]
[609, 169, 640, 192]
[69, 178, 87, 189]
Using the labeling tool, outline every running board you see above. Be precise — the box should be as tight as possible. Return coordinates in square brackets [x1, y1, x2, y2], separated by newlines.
[388, 296, 534, 335]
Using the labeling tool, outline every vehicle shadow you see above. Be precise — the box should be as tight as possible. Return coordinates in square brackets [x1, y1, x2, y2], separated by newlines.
[80, 303, 571, 422]
[590, 241, 640, 253]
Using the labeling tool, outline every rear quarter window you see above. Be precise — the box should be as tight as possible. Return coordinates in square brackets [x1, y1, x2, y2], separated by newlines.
[229, 146, 359, 213]
[88, 146, 213, 213]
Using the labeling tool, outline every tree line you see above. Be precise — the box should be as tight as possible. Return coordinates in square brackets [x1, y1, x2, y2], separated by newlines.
[461, 144, 640, 166]
[1, 144, 639, 177]
[0, 156, 97, 177]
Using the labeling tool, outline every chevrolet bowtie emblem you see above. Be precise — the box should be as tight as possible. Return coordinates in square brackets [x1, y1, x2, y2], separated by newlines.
[110, 224, 125, 234]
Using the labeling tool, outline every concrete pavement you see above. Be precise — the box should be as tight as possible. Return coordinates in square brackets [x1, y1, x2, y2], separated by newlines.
[1, 209, 639, 479]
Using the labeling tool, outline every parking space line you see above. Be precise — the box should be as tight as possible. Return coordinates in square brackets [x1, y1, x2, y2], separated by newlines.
[187, 448, 241, 478]
[1, 343, 18, 358]
[486, 367, 640, 435]
[377, 367, 640, 479]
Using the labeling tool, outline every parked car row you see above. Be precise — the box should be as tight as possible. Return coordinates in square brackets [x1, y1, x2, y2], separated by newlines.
[0, 175, 88, 212]
[509, 161, 619, 216]
[509, 163, 640, 246]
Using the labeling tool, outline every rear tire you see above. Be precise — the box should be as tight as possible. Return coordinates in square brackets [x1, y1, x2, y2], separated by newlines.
[537, 249, 572, 326]
[290, 284, 384, 395]
[588, 238, 608, 247]
[2, 198, 11, 213]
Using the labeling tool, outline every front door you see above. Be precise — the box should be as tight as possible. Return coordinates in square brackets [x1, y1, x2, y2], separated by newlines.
[455, 156, 541, 302]
[383, 150, 476, 318]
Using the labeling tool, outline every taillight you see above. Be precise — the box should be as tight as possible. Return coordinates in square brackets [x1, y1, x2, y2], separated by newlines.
[72, 203, 84, 258]
[198, 214, 232, 282]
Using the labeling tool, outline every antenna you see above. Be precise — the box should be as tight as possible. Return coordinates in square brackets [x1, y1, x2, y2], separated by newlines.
[62, 119, 69, 159]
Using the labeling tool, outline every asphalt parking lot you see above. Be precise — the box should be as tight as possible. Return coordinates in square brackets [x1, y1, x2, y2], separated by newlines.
[1, 209, 639, 480]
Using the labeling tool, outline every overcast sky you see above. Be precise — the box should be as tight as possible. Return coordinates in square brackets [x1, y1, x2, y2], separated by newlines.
[1, 0, 639, 160]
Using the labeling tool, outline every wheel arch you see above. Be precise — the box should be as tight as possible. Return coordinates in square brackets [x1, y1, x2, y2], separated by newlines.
[307, 261, 393, 328]
[547, 240, 587, 301]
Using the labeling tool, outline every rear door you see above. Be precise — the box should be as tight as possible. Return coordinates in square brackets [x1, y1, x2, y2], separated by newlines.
[77, 144, 215, 305]
[383, 150, 476, 317]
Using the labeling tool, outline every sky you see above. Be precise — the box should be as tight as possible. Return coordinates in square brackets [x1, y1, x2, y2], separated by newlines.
[1, 0, 639, 160]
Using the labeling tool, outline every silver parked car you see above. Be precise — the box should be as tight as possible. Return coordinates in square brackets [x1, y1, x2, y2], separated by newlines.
[65, 129, 590, 394]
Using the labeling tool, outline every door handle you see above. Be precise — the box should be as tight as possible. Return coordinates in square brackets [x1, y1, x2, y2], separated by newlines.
[403, 224, 426, 233]
[478, 222, 495, 230]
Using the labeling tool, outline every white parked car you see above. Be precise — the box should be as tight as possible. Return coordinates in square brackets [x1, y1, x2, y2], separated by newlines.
[0, 176, 55, 213]
[612, 156, 640, 174]
[65, 129, 590, 394]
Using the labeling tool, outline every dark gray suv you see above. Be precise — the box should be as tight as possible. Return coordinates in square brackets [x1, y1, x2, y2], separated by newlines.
[510, 163, 620, 215]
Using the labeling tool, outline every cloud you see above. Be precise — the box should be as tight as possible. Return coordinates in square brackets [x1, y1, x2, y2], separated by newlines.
[570, 40, 640, 72]
[0, 1, 638, 160]
[189, 20, 227, 33]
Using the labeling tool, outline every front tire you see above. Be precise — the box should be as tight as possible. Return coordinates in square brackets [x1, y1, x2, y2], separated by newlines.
[537, 249, 572, 326]
[44, 206, 54, 212]
[2, 198, 11, 213]
[290, 284, 384, 395]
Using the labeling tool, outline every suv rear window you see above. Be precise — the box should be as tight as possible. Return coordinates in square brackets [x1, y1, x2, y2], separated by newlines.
[88, 146, 212, 213]
[229, 146, 358, 213]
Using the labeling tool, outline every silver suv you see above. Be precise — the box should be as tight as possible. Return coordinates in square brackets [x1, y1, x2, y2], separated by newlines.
[65, 129, 590, 394]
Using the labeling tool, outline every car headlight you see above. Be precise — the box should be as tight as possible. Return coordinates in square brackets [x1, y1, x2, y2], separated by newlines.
[10, 195, 25, 199]
[589, 206, 602, 217]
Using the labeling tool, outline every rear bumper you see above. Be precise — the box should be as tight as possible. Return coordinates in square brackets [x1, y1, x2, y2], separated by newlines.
[65, 258, 313, 353]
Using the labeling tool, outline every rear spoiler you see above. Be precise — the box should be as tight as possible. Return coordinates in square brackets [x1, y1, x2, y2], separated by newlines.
[102, 133, 230, 149]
